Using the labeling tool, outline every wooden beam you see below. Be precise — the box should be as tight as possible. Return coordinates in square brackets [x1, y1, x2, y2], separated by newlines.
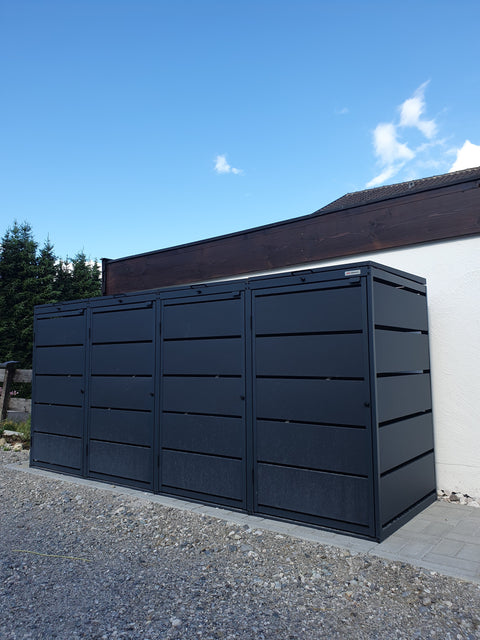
[13, 369, 32, 383]
[103, 178, 480, 295]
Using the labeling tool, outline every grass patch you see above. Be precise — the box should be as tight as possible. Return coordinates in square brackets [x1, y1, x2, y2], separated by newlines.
[0, 415, 31, 447]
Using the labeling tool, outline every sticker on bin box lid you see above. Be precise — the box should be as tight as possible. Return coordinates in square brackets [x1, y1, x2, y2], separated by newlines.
[345, 269, 361, 276]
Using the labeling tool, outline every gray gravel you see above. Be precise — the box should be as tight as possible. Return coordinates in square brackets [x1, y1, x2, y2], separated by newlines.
[1, 451, 479, 640]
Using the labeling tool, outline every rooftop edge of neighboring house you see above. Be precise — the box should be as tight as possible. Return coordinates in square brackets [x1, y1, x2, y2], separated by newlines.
[316, 165, 480, 214]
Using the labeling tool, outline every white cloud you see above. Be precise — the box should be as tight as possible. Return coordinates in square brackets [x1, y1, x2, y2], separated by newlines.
[399, 81, 437, 139]
[449, 140, 480, 172]
[214, 154, 243, 175]
[372, 122, 414, 165]
[367, 82, 440, 188]
[366, 165, 399, 189]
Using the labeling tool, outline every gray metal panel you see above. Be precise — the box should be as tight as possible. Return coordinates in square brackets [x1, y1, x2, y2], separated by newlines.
[380, 453, 436, 525]
[163, 298, 243, 339]
[34, 376, 84, 406]
[254, 286, 363, 334]
[257, 464, 370, 526]
[92, 307, 154, 343]
[91, 343, 154, 376]
[374, 281, 428, 330]
[162, 450, 243, 501]
[256, 379, 368, 426]
[163, 338, 243, 376]
[35, 346, 84, 375]
[256, 421, 369, 476]
[89, 408, 152, 446]
[33, 405, 84, 438]
[375, 330, 429, 373]
[162, 413, 244, 458]
[90, 377, 154, 411]
[89, 441, 152, 485]
[35, 313, 85, 346]
[31, 433, 82, 470]
[162, 377, 244, 416]
[379, 413, 434, 474]
[255, 334, 365, 378]
[160, 293, 246, 507]
[377, 374, 432, 423]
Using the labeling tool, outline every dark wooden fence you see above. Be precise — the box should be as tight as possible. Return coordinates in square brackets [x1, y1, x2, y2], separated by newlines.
[0, 362, 32, 422]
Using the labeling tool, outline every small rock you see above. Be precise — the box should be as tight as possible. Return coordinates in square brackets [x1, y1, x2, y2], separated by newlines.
[12, 443, 23, 451]
[170, 617, 181, 627]
[449, 493, 460, 502]
[3, 429, 23, 438]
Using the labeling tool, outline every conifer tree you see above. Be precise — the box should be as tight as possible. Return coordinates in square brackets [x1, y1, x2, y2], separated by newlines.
[0, 222, 38, 366]
[56, 258, 74, 302]
[71, 251, 101, 300]
[0, 222, 102, 366]
[35, 238, 60, 306]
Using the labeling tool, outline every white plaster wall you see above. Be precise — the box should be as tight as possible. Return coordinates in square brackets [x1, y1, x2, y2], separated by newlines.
[226, 236, 480, 498]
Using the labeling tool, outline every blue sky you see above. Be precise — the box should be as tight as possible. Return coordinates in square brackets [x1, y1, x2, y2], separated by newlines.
[1, 1, 480, 261]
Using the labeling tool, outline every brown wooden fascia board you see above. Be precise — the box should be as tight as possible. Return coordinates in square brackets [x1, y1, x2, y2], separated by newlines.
[103, 179, 480, 294]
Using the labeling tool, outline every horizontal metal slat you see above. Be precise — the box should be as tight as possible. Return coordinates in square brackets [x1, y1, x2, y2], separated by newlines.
[375, 330, 429, 373]
[34, 376, 84, 406]
[35, 346, 84, 375]
[89, 441, 152, 485]
[254, 286, 363, 334]
[92, 307, 154, 343]
[374, 282, 428, 330]
[380, 452, 436, 525]
[377, 374, 432, 424]
[163, 298, 243, 339]
[32, 433, 82, 470]
[256, 378, 368, 426]
[255, 334, 364, 378]
[90, 377, 154, 411]
[89, 408, 153, 446]
[161, 450, 244, 501]
[91, 343, 154, 376]
[379, 413, 434, 474]
[36, 314, 85, 346]
[162, 377, 244, 416]
[163, 338, 243, 376]
[256, 421, 369, 476]
[162, 413, 244, 458]
[256, 464, 371, 526]
[33, 405, 83, 438]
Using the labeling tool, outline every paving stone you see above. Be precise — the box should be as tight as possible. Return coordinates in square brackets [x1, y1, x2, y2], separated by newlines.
[431, 539, 465, 557]
[455, 542, 480, 562]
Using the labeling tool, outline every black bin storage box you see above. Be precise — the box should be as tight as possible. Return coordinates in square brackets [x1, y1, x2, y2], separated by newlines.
[31, 261, 436, 541]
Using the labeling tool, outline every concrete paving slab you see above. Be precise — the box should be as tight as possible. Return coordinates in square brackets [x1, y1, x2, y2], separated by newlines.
[9, 462, 480, 584]
[456, 542, 480, 562]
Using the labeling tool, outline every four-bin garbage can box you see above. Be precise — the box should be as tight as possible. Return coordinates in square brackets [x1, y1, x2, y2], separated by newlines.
[31, 261, 436, 541]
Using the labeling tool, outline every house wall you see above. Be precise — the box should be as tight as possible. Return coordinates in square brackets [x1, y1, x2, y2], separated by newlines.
[239, 235, 480, 499]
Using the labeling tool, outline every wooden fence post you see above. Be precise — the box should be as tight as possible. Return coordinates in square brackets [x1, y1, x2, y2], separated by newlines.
[0, 361, 19, 421]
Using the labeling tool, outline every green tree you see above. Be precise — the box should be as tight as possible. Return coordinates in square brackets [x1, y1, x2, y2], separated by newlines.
[0, 222, 102, 366]
[0, 222, 38, 366]
[55, 258, 74, 302]
[70, 251, 102, 300]
[35, 238, 60, 306]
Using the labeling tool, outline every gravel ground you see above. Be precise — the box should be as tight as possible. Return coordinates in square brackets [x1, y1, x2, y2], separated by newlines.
[1, 451, 479, 640]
